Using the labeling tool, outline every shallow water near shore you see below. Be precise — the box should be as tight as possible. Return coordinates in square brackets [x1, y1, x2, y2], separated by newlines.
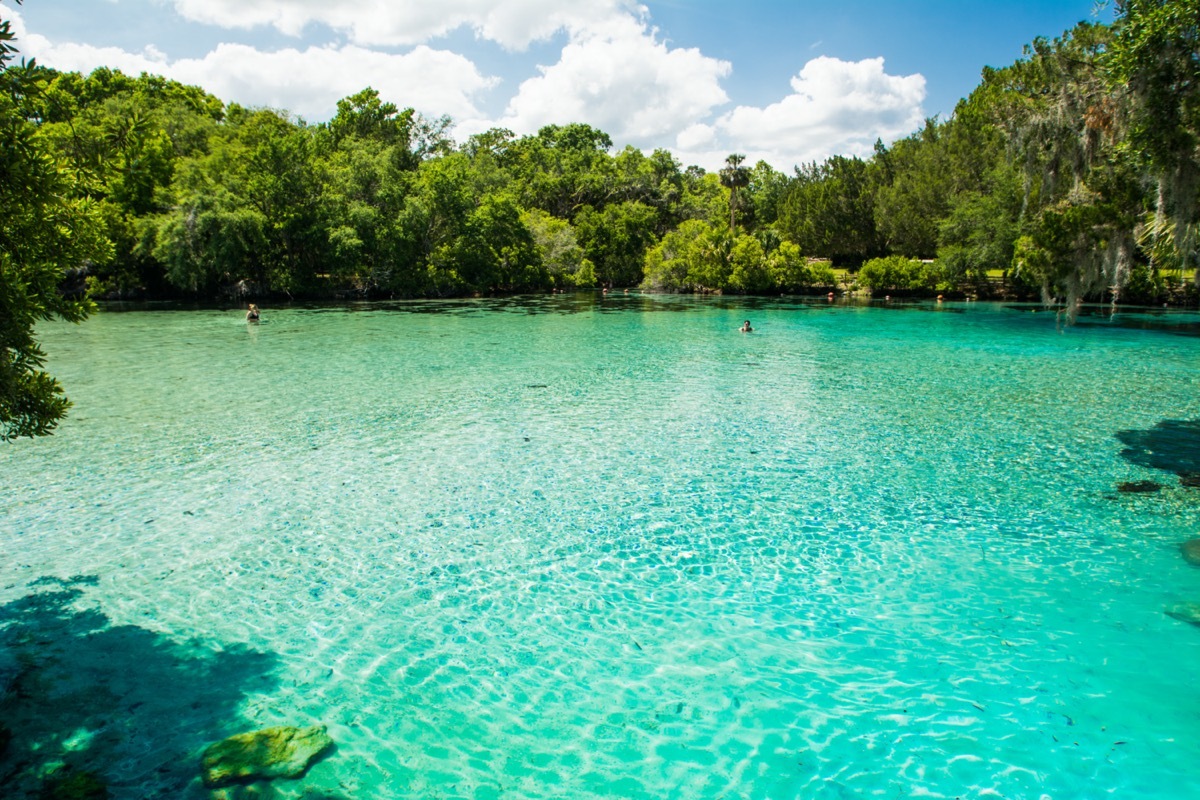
[4, 296, 1200, 799]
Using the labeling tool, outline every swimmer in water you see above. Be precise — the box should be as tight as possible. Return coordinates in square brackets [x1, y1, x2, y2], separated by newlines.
[246, 303, 260, 321]
[739, 320, 753, 333]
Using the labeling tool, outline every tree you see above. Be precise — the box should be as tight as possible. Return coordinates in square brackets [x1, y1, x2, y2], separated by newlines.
[149, 108, 330, 296]
[505, 123, 614, 218]
[574, 201, 658, 286]
[643, 219, 785, 294]
[994, 22, 1142, 306]
[523, 208, 586, 286]
[1, 10, 112, 439]
[727, 235, 770, 292]
[766, 241, 813, 291]
[329, 87, 405, 147]
[23, 68, 224, 298]
[779, 155, 881, 264]
[719, 153, 750, 233]
[930, 82, 1023, 290]
[746, 160, 790, 228]
[1110, 0, 1200, 286]
[446, 195, 543, 291]
[936, 167, 1022, 289]
[643, 219, 711, 291]
[872, 121, 950, 257]
[679, 168, 728, 224]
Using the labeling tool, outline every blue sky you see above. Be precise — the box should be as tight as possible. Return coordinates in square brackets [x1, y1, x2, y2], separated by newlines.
[6, 0, 1112, 171]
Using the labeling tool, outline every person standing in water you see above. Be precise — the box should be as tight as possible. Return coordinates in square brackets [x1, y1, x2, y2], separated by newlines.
[246, 303, 260, 321]
[739, 320, 753, 332]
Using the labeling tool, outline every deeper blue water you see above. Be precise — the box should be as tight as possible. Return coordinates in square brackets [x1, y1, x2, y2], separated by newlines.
[2, 295, 1200, 799]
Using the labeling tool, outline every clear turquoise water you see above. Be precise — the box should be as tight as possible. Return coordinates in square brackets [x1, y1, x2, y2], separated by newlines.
[3, 296, 1200, 799]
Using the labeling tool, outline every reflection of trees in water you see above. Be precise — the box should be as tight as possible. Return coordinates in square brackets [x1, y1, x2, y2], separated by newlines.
[1116, 419, 1200, 478]
[0, 576, 278, 799]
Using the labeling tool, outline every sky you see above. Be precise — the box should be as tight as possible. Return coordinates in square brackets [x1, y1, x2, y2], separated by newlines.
[4, 0, 1114, 172]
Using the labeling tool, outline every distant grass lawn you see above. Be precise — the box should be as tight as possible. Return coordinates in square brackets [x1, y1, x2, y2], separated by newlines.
[829, 267, 1009, 280]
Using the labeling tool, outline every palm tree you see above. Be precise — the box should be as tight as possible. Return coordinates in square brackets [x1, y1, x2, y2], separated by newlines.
[719, 153, 751, 234]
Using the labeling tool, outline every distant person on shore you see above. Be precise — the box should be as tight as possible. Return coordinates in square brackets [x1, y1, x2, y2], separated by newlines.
[739, 320, 753, 333]
[246, 303, 260, 321]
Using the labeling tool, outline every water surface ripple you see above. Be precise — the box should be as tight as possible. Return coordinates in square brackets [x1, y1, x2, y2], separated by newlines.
[3, 298, 1200, 799]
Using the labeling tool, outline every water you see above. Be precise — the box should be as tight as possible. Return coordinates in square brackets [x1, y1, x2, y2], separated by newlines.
[3, 296, 1200, 799]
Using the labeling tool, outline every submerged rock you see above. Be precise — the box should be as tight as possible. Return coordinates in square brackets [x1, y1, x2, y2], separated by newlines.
[1117, 480, 1162, 493]
[201, 725, 333, 788]
[1181, 473, 1200, 489]
[1165, 603, 1200, 627]
[1182, 540, 1200, 566]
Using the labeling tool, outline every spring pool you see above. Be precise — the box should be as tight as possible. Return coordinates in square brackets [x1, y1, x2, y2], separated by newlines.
[3, 295, 1200, 799]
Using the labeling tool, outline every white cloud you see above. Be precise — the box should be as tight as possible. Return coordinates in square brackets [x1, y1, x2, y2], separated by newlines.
[10, 9, 496, 122]
[498, 15, 730, 148]
[11, 8, 170, 77]
[676, 123, 717, 152]
[168, 0, 643, 50]
[9, 6, 927, 173]
[171, 44, 496, 122]
[699, 56, 927, 171]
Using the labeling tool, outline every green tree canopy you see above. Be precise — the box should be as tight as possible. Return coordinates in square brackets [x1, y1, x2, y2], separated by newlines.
[779, 155, 881, 265]
[1, 12, 112, 439]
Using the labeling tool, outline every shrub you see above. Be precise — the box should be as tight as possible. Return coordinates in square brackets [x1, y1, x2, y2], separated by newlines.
[858, 255, 941, 292]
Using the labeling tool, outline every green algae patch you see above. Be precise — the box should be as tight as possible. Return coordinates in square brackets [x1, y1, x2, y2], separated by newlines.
[201, 725, 333, 788]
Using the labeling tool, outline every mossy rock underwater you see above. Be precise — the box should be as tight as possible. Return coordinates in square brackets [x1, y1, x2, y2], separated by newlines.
[201, 725, 333, 788]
